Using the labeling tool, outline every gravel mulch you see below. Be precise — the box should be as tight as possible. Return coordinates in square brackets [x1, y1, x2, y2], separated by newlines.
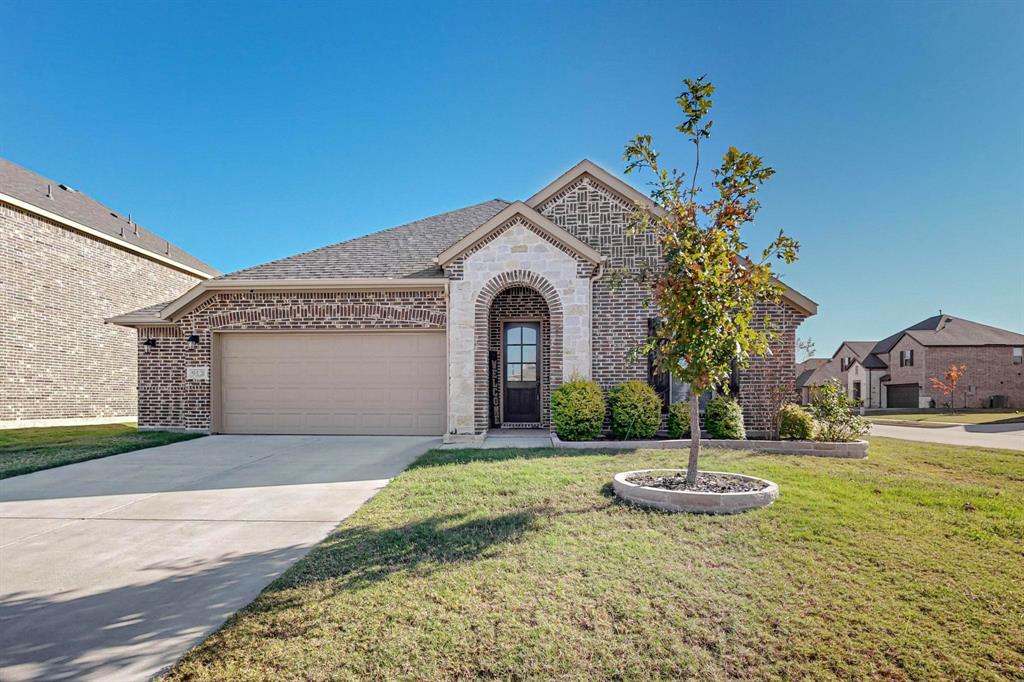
[626, 471, 768, 493]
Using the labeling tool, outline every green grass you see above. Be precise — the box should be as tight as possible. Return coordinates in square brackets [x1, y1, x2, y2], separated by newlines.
[165, 438, 1024, 681]
[868, 410, 1024, 425]
[0, 423, 204, 479]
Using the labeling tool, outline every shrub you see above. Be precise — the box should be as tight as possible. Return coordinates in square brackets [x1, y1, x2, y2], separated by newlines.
[550, 377, 606, 441]
[608, 380, 662, 439]
[704, 396, 746, 439]
[809, 381, 870, 442]
[667, 401, 691, 438]
[778, 403, 814, 440]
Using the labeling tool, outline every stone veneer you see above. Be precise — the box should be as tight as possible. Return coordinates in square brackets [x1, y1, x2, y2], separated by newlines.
[1, 201, 204, 423]
[445, 217, 592, 435]
[136, 289, 446, 430]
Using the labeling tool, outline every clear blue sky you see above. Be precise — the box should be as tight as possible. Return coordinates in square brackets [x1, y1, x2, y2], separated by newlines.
[3, 0, 1022, 355]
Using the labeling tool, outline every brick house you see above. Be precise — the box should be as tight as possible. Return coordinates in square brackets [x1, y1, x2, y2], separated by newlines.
[1, 158, 219, 427]
[109, 160, 817, 440]
[806, 315, 1024, 409]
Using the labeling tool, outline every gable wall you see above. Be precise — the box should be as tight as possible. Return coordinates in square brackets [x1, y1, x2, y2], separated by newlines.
[0, 201, 203, 423]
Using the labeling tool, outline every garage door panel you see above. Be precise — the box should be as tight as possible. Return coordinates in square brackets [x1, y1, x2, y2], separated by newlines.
[219, 332, 446, 435]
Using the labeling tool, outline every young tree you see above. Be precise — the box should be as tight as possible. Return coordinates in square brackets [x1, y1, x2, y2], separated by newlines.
[930, 363, 967, 413]
[625, 76, 799, 485]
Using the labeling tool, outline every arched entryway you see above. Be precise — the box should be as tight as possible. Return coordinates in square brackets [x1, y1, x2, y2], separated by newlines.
[474, 271, 563, 432]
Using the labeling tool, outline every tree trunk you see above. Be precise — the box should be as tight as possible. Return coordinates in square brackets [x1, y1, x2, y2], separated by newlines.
[687, 392, 700, 485]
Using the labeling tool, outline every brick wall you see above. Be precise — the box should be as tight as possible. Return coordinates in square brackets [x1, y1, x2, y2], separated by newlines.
[917, 345, 1022, 409]
[136, 289, 446, 430]
[738, 302, 808, 436]
[488, 286, 551, 426]
[0, 201, 203, 422]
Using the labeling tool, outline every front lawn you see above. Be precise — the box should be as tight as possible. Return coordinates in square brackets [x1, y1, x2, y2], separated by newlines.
[166, 438, 1023, 681]
[868, 410, 1023, 425]
[0, 423, 204, 479]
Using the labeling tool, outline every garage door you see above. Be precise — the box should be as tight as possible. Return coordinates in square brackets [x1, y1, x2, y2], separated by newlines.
[218, 332, 446, 435]
[886, 384, 919, 409]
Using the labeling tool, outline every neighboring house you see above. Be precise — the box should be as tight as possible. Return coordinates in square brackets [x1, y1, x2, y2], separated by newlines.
[109, 160, 817, 440]
[794, 357, 830, 404]
[803, 315, 1024, 409]
[1, 158, 219, 427]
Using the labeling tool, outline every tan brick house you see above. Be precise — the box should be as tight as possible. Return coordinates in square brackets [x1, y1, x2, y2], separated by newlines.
[1, 158, 219, 427]
[812, 315, 1024, 409]
[109, 160, 817, 440]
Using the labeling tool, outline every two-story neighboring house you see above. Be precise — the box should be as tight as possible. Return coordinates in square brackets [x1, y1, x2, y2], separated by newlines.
[109, 160, 818, 439]
[1, 158, 219, 427]
[802, 315, 1023, 409]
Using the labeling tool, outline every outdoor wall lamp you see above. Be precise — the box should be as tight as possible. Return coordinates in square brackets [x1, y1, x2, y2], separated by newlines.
[143, 338, 158, 350]
[187, 334, 201, 349]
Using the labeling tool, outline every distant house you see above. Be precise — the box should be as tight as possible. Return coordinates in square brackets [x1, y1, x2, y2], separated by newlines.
[799, 315, 1024, 409]
[794, 357, 831, 404]
[1, 158, 219, 427]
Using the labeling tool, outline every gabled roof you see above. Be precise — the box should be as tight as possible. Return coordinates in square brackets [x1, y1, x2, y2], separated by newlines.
[888, 315, 1023, 348]
[832, 341, 877, 360]
[435, 201, 604, 266]
[862, 353, 888, 369]
[0, 157, 218, 278]
[796, 361, 840, 388]
[222, 199, 509, 280]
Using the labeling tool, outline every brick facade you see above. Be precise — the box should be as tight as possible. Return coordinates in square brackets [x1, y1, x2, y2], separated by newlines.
[0, 201, 203, 422]
[487, 286, 552, 427]
[136, 289, 446, 430]
[886, 334, 1023, 409]
[737, 302, 808, 436]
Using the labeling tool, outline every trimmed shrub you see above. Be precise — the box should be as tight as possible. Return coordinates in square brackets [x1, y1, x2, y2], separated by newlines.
[551, 377, 606, 441]
[667, 401, 691, 438]
[608, 380, 662, 439]
[705, 396, 746, 439]
[778, 403, 814, 440]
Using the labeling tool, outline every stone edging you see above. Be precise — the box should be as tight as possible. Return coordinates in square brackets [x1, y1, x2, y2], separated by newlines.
[613, 469, 779, 514]
[552, 433, 868, 458]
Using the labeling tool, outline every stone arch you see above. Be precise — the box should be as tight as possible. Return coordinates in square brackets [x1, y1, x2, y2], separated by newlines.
[474, 270, 564, 432]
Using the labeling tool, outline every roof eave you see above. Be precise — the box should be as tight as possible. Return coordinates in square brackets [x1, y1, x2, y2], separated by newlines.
[0, 191, 217, 279]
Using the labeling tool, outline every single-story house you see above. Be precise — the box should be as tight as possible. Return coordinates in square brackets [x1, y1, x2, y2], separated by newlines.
[109, 160, 817, 441]
[0, 158, 219, 428]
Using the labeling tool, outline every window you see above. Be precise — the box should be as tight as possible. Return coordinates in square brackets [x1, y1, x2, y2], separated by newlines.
[1014, 347, 1023, 365]
[505, 325, 538, 383]
[900, 349, 914, 367]
[840, 357, 850, 371]
[647, 319, 670, 411]
[852, 381, 862, 401]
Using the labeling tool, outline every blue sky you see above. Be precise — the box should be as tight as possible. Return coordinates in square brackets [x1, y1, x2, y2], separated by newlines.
[2, 0, 1022, 355]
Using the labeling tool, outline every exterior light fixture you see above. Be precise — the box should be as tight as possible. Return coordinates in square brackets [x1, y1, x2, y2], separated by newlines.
[143, 338, 158, 350]
[187, 334, 201, 349]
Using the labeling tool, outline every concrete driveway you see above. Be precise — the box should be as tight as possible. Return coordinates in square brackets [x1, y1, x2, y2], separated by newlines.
[871, 422, 1024, 451]
[0, 435, 438, 681]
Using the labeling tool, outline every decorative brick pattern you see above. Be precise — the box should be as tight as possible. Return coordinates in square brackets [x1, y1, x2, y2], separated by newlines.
[487, 286, 553, 428]
[474, 271, 563, 432]
[136, 289, 446, 430]
[0, 201, 203, 422]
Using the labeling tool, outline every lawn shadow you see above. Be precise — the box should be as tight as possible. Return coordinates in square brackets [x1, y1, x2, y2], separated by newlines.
[273, 509, 542, 594]
[408, 446, 609, 469]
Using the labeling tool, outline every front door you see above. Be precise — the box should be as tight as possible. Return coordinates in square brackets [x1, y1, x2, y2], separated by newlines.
[503, 322, 540, 423]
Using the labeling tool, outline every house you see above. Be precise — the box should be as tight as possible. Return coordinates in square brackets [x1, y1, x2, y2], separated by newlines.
[108, 160, 817, 440]
[804, 315, 1024, 409]
[794, 357, 832, 404]
[0, 158, 219, 427]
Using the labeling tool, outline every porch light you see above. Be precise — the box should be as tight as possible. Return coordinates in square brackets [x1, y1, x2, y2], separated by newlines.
[143, 338, 158, 350]
[187, 334, 201, 349]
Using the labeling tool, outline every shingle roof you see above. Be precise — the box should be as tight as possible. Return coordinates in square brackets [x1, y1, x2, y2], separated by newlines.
[0, 157, 219, 277]
[862, 353, 888, 369]
[219, 199, 510, 280]
[900, 315, 1024, 347]
[796, 361, 840, 388]
[835, 341, 876, 360]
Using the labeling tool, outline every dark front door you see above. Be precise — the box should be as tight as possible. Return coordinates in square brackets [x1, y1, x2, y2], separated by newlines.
[503, 322, 540, 423]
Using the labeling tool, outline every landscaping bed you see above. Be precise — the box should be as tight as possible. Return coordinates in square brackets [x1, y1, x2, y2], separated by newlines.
[0, 423, 204, 479]
[164, 438, 1023, 681]
[552, 432, 869, 458]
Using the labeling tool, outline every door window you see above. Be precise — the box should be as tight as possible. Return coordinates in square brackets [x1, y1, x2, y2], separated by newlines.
[506, 324, 538, 383]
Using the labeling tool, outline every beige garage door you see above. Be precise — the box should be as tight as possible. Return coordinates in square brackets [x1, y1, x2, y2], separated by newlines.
[218, 332, 446, 435]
